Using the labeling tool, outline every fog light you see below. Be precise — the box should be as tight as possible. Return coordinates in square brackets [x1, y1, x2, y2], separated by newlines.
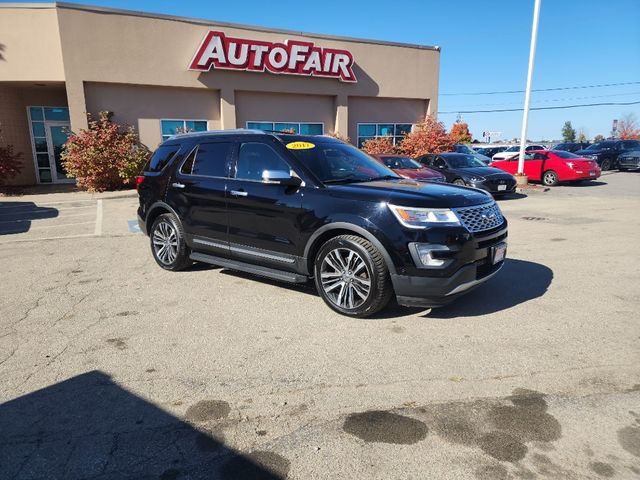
[409, 243, 453, 268]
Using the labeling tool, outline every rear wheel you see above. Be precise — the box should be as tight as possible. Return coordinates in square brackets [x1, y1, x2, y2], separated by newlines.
[314, 235, 392, 318]
[542, 170, 559, 187]
[150, 213, 192, 271]
[601, 158, 612, 171]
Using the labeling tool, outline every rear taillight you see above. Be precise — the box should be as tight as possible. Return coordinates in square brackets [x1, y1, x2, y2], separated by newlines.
[135, 175, 145, 191]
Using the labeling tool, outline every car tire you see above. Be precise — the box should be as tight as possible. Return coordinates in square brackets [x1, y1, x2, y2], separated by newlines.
[601, 158, 612, 171]
[453, 178, 466, 186]
[542, 170, 559, 187]
[314, 234, 393, 318]
[150, 213, 192, 271]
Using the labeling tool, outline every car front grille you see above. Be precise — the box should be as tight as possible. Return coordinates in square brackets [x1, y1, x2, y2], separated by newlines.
[454, 202, 504, 233]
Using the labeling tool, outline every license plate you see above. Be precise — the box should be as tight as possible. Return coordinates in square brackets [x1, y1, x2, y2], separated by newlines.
[589, 171, 596, 176]
[497, 184, 507, 191]
[492, 243, 507, 264]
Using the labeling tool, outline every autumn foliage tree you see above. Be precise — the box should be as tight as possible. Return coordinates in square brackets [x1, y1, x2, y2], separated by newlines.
[397, 116, 454, 157]
[360, 136, 397, 155]
[326, 131, 351, 143]
[617, 113, 640, 140]
[449, 122, 472, 144]
[61, 111, 150, 192]
[0, 127, 23, 186]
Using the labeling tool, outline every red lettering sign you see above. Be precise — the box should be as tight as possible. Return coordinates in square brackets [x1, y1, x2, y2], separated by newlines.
[189, 31, 357, 83]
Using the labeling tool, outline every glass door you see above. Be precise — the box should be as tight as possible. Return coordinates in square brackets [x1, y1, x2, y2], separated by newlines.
[45, 122, 73, 183]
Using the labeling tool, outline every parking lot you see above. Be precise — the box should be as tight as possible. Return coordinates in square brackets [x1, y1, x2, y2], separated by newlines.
[1, 172, 639, 479]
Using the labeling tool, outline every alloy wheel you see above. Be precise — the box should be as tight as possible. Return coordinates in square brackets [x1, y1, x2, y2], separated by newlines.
[152, 220, 178, 265]
[320, 248, 371, 309]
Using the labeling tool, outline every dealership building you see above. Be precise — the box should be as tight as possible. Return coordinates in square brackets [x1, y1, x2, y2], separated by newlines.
[0, 2, 440, 185]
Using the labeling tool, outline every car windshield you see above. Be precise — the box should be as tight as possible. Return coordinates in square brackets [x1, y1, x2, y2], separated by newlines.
[455, 144, 476, 155]
[287, 141, 400, 183]
[381, 156, 421, 169]
[586, 141, 615, 150]
[552, 150, 580, 159]
[504, 146, 520, 152]
[446, 154, 487, 168]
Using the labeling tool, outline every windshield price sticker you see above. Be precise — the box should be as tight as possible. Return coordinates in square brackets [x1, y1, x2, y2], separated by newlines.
[286, 141, 316, 150]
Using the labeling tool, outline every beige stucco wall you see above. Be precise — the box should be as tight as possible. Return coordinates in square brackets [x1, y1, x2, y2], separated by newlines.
[84, 83, 221, 149]
[0, 84, 68, 185]
[235, 92, 335, 132]
[51, 4, 439, 134]
[0, 6, 65, 82]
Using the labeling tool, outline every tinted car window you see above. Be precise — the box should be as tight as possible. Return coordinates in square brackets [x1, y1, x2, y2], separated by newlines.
[586, 141, 616, 150]
[192, 142, 233, 177]
[381, 156, 421, 169]
[146, 144, 179, 172]
[433, 157, 447, 168]
[236, 142, 290, 181]
[553, 150, 580, 159]
[623, 140, 640, 149]
[180, 147, 196, 175]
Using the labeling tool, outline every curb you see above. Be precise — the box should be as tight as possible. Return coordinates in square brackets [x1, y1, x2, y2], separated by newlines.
[89, 190, 138, 200]
[516, 186, 549, 194]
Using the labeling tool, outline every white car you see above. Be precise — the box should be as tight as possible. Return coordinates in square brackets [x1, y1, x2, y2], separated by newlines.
[492, 144, 547, 161]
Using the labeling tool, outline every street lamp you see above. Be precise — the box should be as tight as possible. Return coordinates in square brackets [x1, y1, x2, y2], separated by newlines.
[517, 0, 542, 183]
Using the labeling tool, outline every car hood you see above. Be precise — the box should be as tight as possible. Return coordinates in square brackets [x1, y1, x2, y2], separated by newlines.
[327, 179, 492, 208]
[620, 150, 640, 157]
[454, 166, 513, 178]
[394, 168, 444, 180]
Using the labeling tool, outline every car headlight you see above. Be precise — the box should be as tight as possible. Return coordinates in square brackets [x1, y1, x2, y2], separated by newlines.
[388, 204, 460, 229]
[467, 176, 486, 183]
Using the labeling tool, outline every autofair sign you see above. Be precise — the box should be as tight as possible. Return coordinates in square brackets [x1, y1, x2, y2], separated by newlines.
[189, 31, 357, 83]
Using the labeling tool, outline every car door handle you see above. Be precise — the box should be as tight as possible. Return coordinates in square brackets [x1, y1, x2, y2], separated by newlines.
[171, 182, 185, 189]
[230, 190, 248, 197]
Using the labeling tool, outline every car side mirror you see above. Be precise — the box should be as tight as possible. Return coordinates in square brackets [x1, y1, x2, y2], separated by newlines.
[262, 169, 302, 187]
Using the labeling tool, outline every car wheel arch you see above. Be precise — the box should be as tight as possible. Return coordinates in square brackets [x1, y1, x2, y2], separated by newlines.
[145, 202, 182, 236]
[303, 222, 398, 277]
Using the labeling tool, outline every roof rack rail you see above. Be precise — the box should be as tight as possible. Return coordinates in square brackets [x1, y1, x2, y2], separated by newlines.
[167, 128, 267, 140]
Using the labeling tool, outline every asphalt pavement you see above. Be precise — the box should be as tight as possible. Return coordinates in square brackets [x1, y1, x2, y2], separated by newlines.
[1, 172, 639, 479]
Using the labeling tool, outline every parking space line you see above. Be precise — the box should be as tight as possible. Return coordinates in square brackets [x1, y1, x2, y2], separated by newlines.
[94, 199, 103, 236]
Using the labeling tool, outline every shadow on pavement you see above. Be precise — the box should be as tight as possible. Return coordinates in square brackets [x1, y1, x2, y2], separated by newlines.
[427, 258, 553, 319]
[495, 193, 527, 201]
[0, 201, 58, 235]
[0, 371, 288, 479]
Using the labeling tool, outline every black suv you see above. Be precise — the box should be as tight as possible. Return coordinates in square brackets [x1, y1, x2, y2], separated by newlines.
[137, 131, 508, 318]
[576, 140, 640, 170]
[552, 142, 591, 153]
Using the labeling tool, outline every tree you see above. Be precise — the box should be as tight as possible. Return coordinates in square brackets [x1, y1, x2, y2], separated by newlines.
[326, 131, 351, 143]
[61, 111, 150, 192]
[449, 122, 472, 143]
[398, 116, 454, 157]
[0, 127, 23, 185]
[360, 136, 396, 155]
[593, 134, 605, 142]
[561, 121, 576, 142]
[576, 130, 588, 143]
[617, 112, 640, 140]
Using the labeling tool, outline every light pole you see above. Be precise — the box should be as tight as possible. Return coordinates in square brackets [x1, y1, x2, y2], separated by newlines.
[517, 0, 542, 183]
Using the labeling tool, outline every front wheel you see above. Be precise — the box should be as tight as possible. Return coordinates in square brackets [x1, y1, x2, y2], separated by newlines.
[452, 178, 466, 186]
[314, 235, 392, 318]
[542, 170, 559, 187]
[601, 158, 612, 171]
[150, 213, 192, 271]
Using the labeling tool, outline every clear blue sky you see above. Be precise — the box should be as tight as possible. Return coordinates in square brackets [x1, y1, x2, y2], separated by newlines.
[13, 0, 640, 141]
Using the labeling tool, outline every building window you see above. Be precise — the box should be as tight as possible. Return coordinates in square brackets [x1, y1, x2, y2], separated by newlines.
[27, 106, 70, 183]
[246, 122, 324, 135]
[357, 123, 413, 148]
[161, 119, 207, 141]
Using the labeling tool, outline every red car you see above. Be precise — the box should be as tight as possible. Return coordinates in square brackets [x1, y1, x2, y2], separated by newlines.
[371, 154, 446, 182]
[490, 150, 601, 186]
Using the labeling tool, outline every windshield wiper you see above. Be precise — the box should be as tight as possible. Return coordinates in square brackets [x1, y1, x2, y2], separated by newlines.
[323, 177, 372, 184]
[366, 175, 402, 181]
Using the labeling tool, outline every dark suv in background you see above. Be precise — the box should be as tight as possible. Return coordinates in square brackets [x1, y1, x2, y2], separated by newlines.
[137, 131, 508, 318]
[552, 142, 591, 153]
[576, 140, 640, 170]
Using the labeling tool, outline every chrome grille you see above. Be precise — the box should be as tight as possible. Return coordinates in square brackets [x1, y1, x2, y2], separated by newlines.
[454, 202, 504, 233]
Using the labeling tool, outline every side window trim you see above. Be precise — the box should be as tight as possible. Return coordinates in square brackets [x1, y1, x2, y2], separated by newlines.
[178, 145, 198, 176]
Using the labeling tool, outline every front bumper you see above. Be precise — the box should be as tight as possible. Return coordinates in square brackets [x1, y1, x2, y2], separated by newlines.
[619, 158, 640, 169]
[472, 179, 517, 194]
[391, 225, 507, 308]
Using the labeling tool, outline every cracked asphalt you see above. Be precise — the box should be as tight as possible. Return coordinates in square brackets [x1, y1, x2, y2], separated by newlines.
[1, 172, 639, 479]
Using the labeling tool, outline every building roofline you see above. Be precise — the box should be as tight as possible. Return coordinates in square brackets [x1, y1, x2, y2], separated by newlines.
[0, 2, 440, 52]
